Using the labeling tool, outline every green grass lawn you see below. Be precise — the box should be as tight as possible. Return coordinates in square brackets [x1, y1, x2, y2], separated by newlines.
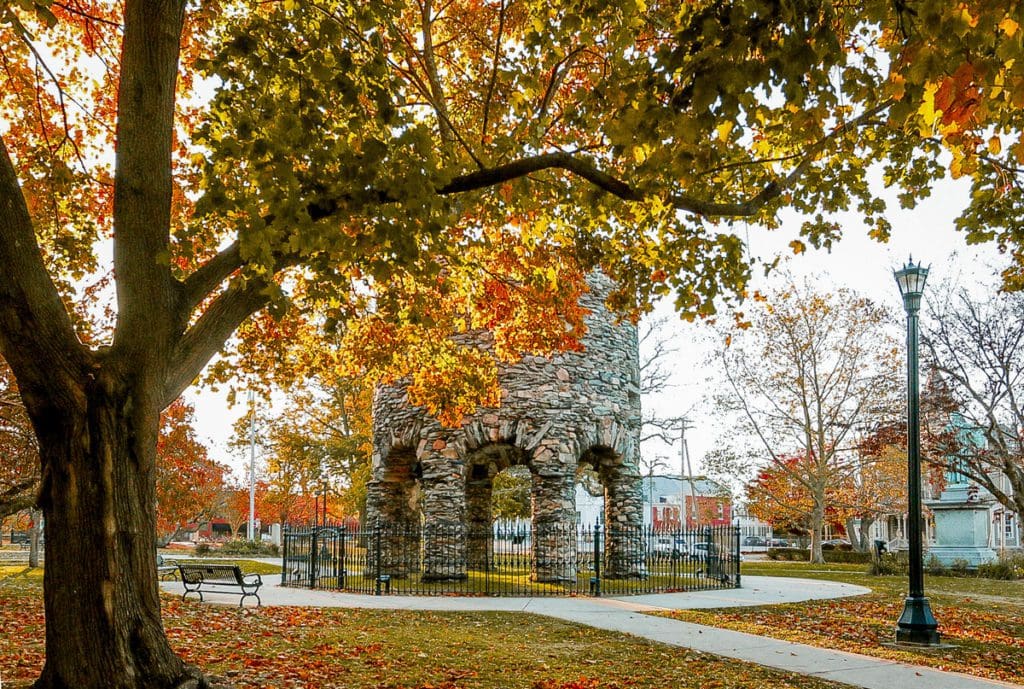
[164, 558, 283, 576]
[652, 560, 1024, 685]
[0, 564, 844, 689]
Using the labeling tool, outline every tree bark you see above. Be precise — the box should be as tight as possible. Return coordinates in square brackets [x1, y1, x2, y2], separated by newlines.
[28, 376, 209, 689]
[857, 517, 875, 554]
[28, 507, 41, 569]
[809, 500, 825, 564]
[844, 517, 860, 552]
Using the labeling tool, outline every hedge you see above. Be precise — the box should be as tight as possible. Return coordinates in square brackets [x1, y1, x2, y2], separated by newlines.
[766, 547, 872, 563]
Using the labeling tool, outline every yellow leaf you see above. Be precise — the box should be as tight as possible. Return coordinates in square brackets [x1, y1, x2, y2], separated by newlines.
[958, 6, 978, 28]
[716, 121, 734, 142]
[789, 240, 806, 255]
[918, 82, 939, 128]
[888, 73, 906, 101]
[999, 17, 1019, 36]
[950, 154, 964, 179]
[988, 136, 1002, 155]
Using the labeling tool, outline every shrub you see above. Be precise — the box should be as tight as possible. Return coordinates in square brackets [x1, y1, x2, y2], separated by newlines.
[925, 554, 947, 576]
[193, 542, 212, 556]
[218, 539, 279, 557]
[866, 552, 907, 576]
[977, 553, 1024, 580]
[949, 558, 972, 576]
[823, 549, 871, 564]
[766, 547, 869, 564]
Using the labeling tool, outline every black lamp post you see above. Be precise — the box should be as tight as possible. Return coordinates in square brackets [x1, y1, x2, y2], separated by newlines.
[893, 258, 941, 646]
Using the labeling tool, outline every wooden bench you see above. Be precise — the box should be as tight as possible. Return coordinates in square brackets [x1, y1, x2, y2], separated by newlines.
[178, 563, 262, 607]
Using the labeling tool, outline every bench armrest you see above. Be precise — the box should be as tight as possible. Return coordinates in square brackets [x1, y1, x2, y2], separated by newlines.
[241, 573, 262, 586]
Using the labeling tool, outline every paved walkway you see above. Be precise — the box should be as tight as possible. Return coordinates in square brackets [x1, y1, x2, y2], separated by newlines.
[162, 575, 1022, 689]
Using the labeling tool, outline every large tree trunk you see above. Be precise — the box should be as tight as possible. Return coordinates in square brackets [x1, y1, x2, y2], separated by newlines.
[844, 517, 861, 552]
[30, 383, 209, 689]
[857, 517, 875, 554]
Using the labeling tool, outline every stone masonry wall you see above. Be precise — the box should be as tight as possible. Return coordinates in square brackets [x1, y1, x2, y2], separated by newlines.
[366, 274, 644, 581]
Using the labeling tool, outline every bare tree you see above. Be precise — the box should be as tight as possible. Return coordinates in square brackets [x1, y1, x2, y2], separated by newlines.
[638, 316, 696, 446]
[923, 283, 1024, 517]
[714, 279, 901, 563]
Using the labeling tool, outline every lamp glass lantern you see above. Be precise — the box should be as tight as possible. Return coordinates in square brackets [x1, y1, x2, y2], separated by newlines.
[894, 260, 929, 309]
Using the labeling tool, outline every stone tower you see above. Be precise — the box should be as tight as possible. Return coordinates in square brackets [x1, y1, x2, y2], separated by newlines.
[365, 274, 643, 581]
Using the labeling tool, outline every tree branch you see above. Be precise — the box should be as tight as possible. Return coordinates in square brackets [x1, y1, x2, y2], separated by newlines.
[180, 242, 242, 312]
[480, 0, 506, 143]
[163, 280, 270, 407]
[0, 136, 86, 398]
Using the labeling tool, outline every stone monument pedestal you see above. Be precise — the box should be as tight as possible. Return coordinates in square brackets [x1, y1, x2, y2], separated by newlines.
[925, 484, 996, 567]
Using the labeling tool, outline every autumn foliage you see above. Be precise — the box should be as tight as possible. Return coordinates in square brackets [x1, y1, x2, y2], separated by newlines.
[0, 357, 37, 519]
[156, 399, 229, 541]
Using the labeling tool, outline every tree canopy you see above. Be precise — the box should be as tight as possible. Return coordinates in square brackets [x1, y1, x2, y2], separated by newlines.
[4, 0, 1024, 420]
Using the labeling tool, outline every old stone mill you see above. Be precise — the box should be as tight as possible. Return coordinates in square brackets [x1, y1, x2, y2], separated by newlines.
[282, 275, 740, 596]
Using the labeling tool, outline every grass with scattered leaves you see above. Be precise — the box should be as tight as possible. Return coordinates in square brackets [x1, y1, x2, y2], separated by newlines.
[652, 560, 1024, 685]
[0, 564, 846, 689]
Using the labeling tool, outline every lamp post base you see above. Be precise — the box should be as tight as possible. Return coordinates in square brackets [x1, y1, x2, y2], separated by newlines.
[895, 595, 941, 646]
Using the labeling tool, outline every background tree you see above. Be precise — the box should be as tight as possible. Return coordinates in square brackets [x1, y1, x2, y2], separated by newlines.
[491, 465, 532, 520]
[923, 282, 1024, 517]
[155, 400, 229, 544]
[836, 441, 908, 551]
[715, 280, 901, 562]
[226, 311, 375, 523]
[745, 454, 856, 542]
[0, 357, 37, 519]
[3, 1, 1024, 686]
[219, 481, 272, 539]
[745, 458, 817, 537]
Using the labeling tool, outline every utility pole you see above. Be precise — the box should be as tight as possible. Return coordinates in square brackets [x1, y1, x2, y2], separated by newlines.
[248, 390, 257, 542]
[679, 418, 698, 529]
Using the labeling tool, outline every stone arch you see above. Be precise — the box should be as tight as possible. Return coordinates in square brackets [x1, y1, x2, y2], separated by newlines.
[373, 446, 422, 527]
[464, 442, 532, 569]
[578, 418, 635, 466]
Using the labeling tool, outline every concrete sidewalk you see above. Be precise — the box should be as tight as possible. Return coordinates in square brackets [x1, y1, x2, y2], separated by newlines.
[162, 575, 1022, 689]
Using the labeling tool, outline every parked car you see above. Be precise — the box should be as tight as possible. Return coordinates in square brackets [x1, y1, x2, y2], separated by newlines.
[10, 530, 29, 545]
[742, 535, 766, 547]
[768, 537, 792, 547]
[651, 536, 689, 560]
[820, 538, 852, 550]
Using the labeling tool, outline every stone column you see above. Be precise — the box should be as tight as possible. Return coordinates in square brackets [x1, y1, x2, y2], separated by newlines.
[420, 442, 468, 581]
[602, 462, 645, 578]
[530, 450, 577, 583]
[365, 456, 422, 578]
[466, 470, 494, 570]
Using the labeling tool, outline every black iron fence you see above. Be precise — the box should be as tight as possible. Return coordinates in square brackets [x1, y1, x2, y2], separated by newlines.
[282, 521, 740, 596]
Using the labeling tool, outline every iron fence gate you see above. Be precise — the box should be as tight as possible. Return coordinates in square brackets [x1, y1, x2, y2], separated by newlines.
[282, 521, 740, 596]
